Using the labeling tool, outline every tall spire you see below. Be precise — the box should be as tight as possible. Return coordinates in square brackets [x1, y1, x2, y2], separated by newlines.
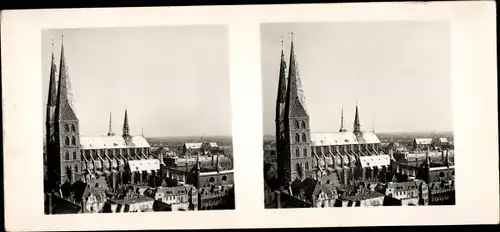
[339, 104, 347, 132]
[353, 101, 361, 133]
[275, 36, 288, 144]
[122, 109, 130, 137]
[55, 34, 77, 120]
[285, 32, 308, 115]
[47, 37, 58, 108]
[107, 112, 114, 136]
[276, 36, 287, 105]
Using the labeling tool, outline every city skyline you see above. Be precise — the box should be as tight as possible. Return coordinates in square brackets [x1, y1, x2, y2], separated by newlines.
[42, 26, 231, 138]
[261, 22, 452, 135]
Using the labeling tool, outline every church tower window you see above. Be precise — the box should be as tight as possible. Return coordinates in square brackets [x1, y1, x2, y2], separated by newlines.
[303, 148, 308, 157]
[295, 133, 300, 143]
[65, 124, 70, 132]
[65, 151, 70, 160]
[296, 148, 300, 157]
[71, 124, 76, 132]
[295, 121, 300, 129]
[305, 162, 309, 170]
[302, 133, 307, 142]
[301, 121, 306, 129]
[71, 136, 76, 145]
[65, 137, 70, 146]
[73, 151, 77, 160]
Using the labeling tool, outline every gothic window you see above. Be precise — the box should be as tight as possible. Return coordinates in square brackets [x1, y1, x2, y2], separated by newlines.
[296, 148, 300, 157]
[295, 121, 300, 129]
[301, 121, 306, 129]
[302, 134, 307, 142]
[71, 124, 76, 132]
[73, 151, 77, 160]
[305, 162, 309, 170]
[75, 165, 78, 172]
[295, 133, 300, 143]
[65, 124, 70, 132]
[209, 177, 215, 183]
[65, 137, 70, 146]
[71, 136, 76, 145]
[222, 176, 227, 181]
[303, 148, 307, 157]
[65, 151, 70, 160]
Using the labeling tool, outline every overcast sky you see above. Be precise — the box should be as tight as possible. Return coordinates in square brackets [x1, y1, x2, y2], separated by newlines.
[42, 26, 230, 137]
[261, 22, 452, 135]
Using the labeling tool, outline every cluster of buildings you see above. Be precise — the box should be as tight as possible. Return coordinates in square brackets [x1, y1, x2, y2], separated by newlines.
[264, 36, 455, 208]
[44, 38, 235, 214]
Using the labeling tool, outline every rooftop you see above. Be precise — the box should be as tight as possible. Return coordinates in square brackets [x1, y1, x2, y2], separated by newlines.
[340, 192, 385, 201]
[111, 196, 154, 205]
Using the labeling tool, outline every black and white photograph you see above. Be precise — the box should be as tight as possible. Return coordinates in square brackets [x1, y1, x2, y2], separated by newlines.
[262, 22, 456, 208]
[2, 2, 498, 231]
[42, 26, 235, 213]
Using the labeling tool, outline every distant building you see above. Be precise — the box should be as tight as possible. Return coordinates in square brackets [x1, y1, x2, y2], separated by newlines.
[412, 138, 433, 151]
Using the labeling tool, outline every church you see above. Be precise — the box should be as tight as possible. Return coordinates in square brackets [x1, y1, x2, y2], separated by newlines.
[274, 35, 391, 191]
[45, 38, 160, 193]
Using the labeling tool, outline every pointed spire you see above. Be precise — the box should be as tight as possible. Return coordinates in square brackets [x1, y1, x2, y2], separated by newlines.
[339, 104, 347, 132]
[107, 112, 114, 136]
[353, 101, 361, 133]
[285, 32, 308, 115]
[55, 34, 77, 119]
[47, 37, 58, 115]
[122, 109, 130, 137]
[276, 36, 288, 105]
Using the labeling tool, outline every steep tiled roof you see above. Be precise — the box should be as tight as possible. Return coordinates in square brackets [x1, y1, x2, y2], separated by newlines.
[128, 159, 160, 172]
[311, 131, 380, 146]
[358, 155, 391, 168]
[80, 135, 150, 149]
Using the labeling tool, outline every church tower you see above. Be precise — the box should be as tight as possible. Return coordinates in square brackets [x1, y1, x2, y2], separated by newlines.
[280, 34, 313, 185]
[52, 37, 82, 186]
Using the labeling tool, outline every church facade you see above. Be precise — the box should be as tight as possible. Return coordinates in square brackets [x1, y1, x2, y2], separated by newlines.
[45, 40, 160, 193]
[274, 36, 391, 190]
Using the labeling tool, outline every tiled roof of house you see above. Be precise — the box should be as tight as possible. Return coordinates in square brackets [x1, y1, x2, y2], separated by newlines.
[340, 192, 385, 201]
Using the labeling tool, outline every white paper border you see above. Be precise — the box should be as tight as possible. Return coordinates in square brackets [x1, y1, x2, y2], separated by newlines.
[2, 2, 498, 231]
